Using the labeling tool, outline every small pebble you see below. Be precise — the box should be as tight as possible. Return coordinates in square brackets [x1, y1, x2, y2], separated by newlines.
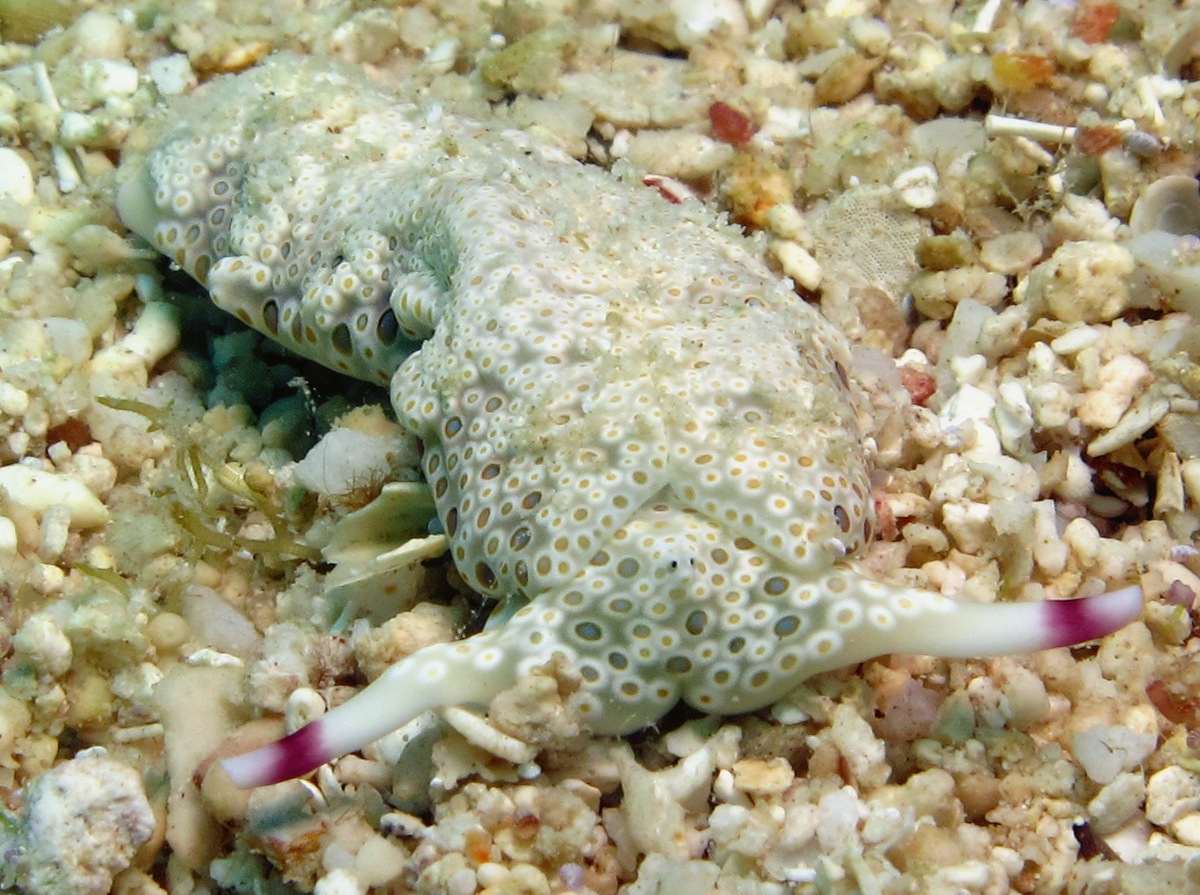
[1072, 725, 1156, 784]
[0, 147, 35, 204]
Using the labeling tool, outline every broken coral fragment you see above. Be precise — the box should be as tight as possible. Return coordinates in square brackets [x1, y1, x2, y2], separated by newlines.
[0, 464, 108, 528]
[6, 749, 154, 895]
[1016, 240, 1135, 324]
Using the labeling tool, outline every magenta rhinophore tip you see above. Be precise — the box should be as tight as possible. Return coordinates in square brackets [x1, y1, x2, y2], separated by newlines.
[1040, 584, 1144, 650]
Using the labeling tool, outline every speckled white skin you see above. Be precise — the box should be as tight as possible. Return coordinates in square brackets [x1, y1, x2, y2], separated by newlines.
[117, 57, 1143, 789]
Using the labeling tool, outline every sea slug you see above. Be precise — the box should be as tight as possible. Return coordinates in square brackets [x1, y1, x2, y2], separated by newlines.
[116, 56, 1143, 788]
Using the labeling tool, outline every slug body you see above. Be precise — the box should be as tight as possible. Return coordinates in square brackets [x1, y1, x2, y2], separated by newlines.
[117, 57, 1143, 789]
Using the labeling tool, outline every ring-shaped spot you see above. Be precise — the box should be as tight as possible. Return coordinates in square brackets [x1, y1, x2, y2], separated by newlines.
[763, 575, 789, 596]
[809, 631, 841, 657]
[510, 527, 531, 550]
[475, 562, 496, 589]
[377, 308, 399, 344]
[665, 655, 693, 675]
[685, 610, 708, 636]
[575, 621, 604, 643]
[831, 600, 862, 628]
[331, 322, 353, 355]
[773, 615, 801, 638]
[263, 300, 279, 334]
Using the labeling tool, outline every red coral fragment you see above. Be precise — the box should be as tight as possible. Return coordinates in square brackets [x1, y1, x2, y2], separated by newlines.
[898, 366, 936, 406]
[709, 101, 756, 146]
[45, 417, 93, 452]
[1147, 678, 1200, 726]
[1075, 125, 1124, 156]
[1072, 3, 1120, 44]
[643, 174, 690, 204]
[873, 494, 898, 541]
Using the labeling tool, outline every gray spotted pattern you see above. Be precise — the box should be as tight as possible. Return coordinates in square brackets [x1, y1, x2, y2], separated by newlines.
[117, 57, 991, 738]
